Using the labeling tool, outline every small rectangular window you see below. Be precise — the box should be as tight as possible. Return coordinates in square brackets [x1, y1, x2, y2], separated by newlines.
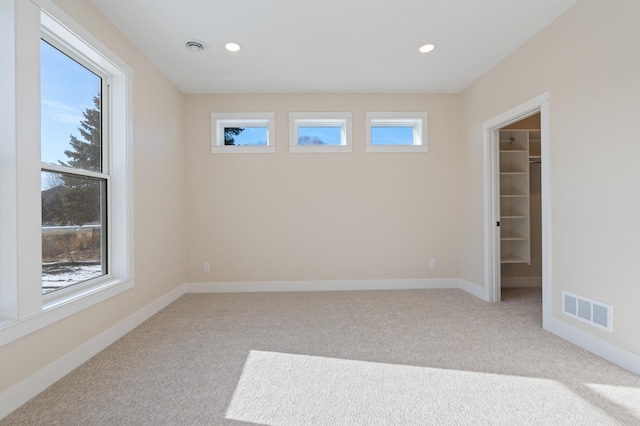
[211, 113, 275, 153]
[366, 112, 428, 153]
[289, 112, 352, 153]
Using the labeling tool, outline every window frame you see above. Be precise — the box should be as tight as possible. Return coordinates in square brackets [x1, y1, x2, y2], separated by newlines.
[0, 2, 134, 346]
[289, 112, 352, 153]
[40, 34, 111, 299]
[210, 112, 276, 154]
[365, 112, 428, 153]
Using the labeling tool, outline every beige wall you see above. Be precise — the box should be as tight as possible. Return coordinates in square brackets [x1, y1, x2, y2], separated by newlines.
[459, 0, 640, 354]
[185, 94, 461, 283]
[0, 0, 187, 393]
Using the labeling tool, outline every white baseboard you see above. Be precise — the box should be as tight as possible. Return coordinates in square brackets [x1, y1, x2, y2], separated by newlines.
[184, 278, 459, 293]
[501, 276, 542, 288]
[0, 285, 185, 421]
[545, 315, 640, 376]
[458, 278, 489, 301]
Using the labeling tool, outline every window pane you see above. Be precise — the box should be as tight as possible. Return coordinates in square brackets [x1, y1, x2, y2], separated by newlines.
[371, 126, 415, 145]
[224, 127, 268, 146]
[41, 171, 107, 294]
[41, 39, 102, 172]
[298, 127, 342, 145]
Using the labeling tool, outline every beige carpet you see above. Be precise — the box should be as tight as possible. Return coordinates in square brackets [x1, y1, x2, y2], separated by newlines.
[2, 288, 639, 425]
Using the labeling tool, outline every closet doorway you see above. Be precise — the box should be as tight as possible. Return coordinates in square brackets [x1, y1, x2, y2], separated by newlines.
[482, 92, 550, 326]
[499, 114, 542, 290]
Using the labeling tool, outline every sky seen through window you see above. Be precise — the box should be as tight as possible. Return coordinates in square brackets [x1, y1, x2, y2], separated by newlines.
[40, 39, 101, 170]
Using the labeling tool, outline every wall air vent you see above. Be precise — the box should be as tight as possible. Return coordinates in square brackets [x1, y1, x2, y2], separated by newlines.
[562, 291, 612, 332]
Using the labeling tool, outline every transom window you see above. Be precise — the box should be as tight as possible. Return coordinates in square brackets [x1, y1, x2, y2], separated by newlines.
[211, 113, 275, 153]
[289, 112, 352, 153]
[365, 112, 428, 153]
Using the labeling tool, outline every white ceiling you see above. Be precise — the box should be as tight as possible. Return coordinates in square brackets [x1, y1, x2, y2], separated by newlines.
[88, 0, 578, 94]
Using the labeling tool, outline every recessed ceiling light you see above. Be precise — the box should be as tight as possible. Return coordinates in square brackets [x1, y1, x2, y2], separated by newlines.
[185, 40, 205, 52]
[418, 43, 436, 54]
[225, 42, 241, 52]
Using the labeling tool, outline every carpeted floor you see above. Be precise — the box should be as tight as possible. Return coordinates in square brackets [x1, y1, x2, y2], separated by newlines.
[2, 288, 639, 425]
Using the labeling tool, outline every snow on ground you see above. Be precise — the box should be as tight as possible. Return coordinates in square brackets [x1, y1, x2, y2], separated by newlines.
[42, 264, 102, 294]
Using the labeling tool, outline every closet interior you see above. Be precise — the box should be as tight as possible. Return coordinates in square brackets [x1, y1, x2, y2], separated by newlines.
[499, 114, 542, 288]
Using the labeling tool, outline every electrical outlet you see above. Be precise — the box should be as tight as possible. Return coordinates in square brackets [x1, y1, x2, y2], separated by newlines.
[429, 259, 436, 269]
[203, 263, 210, 273]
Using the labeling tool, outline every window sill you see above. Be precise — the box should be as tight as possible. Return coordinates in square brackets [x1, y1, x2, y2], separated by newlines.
[365, 145, 428, 153]
[289, 145, 352, 154]
[211, 145, 275, 154]
[0, 277, 133, 347]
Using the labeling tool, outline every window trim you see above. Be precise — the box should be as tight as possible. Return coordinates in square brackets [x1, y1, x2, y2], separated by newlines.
[365, 112, 428, 153]
[210, 112, 275, 154]
[0, 1, 134, 347]
[289, 112, 352, 153]
[0, 0, 19, 322]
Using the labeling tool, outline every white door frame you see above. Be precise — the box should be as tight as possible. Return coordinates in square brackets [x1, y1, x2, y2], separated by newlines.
[483, 92, 551, 326]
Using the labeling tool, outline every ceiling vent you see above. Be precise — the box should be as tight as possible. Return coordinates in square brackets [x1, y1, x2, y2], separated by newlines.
[185, 40, 204, 52]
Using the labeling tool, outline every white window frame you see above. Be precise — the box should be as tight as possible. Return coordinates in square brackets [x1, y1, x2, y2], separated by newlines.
[40, 34, 111, 300]
[0, 1, 134, 347]
[210, 112, 275, 154]
[365, 112, 428, 153]
[289, 112, 352, 153]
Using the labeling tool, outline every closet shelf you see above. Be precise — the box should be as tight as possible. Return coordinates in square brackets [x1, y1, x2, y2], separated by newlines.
[501, 256, 529, 264]
[499, 129, 532, 265]
[501, 231, 527, 239]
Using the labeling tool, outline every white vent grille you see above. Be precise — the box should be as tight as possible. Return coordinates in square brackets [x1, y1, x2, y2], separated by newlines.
[562, 292, 612, 332]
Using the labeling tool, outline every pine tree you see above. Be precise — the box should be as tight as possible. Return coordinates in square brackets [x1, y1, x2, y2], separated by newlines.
[62, 96, 101, 171]
[55, 95, 102, 226]
[224, 127, 244, 145]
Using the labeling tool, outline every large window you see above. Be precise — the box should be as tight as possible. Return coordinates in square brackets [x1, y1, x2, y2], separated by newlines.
[40, 39, 108, 295]
[0, 5, 133, 345]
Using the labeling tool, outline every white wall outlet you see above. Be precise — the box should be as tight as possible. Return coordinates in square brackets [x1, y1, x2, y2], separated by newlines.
[203, 263, 210, 273]
[429, 258, 436, 269]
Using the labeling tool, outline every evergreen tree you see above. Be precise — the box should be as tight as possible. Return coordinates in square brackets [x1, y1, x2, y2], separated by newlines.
[43, 95, 102, 226]
[62, 96, 102, 171]
[224, 127, 244, 145]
